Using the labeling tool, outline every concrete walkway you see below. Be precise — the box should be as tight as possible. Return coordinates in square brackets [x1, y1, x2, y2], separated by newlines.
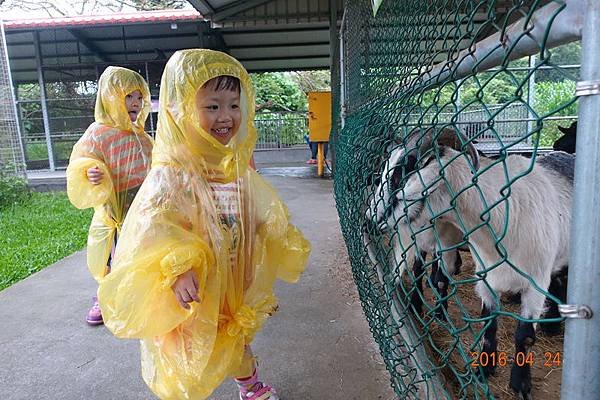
[0, 175, 395, 400]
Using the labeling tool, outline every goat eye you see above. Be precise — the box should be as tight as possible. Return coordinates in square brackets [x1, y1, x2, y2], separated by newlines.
[388, 154, 417, 192]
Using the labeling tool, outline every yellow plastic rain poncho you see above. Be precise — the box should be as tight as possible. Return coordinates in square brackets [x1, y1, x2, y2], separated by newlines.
[66, 66, 153, 281]
[98, 49, 310, 400]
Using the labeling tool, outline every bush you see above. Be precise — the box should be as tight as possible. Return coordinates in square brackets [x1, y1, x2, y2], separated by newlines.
[280, 114, 308, 145]
[534, 80, 578, 146]
[0, 169, 29, 209]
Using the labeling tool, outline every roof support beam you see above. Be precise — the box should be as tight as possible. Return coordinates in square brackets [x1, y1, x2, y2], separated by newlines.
[206, 27, 229, 52]
[187, 0, 215, 15]
[67, 28, 110, 62]
[197, 21, 209, 48]
[212, 0, 274, 22]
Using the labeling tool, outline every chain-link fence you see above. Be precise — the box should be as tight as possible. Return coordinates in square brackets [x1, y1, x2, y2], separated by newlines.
[0, 20, 25, 176]
[334, 1, 586, 399]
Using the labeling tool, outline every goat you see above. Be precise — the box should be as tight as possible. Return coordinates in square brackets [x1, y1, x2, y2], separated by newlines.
[553, 121, 577, 154]
[366, 126, 574, 400]
[363, 138, 469, 319]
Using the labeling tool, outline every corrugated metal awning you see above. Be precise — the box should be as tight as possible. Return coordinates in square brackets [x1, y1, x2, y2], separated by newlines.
[4, 0, 340, 82]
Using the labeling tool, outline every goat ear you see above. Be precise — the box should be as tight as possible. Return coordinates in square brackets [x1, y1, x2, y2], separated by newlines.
[437, 127, 480, 171]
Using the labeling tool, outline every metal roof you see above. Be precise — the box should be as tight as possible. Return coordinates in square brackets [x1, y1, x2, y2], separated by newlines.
[3, 0, 341, 83]
[2, 9, 204, 29]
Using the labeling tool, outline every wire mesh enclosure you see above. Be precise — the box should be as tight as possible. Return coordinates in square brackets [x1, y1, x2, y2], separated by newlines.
[0, 21, 25, 176]
[333, 1, 583, 399]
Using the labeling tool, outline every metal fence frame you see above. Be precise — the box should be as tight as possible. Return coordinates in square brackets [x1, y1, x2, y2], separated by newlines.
[334, 0, 598, 399]
[253, 111, 308, 150]
[561, 1, 600, 398]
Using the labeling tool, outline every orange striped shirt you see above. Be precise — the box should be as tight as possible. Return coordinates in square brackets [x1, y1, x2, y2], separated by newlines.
[82, 123, 152, 193]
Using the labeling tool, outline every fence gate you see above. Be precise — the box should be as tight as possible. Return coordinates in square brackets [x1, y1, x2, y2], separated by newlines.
[333, 1, 596, 399]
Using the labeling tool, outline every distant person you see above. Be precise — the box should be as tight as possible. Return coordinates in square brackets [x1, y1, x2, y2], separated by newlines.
[304, 134, 329, 164]
[97, 49, 310, 400]
[66, 66, 153, 326]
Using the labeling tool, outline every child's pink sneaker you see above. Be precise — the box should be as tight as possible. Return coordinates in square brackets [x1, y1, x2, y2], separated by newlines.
[238, 382, 279, 400]
[86, 297, 103, 326]
[235, 369, 279, 400]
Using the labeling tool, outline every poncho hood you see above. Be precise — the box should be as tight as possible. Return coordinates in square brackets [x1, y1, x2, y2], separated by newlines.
[152, 49, 257, 183]
[94, 66, 151, 134]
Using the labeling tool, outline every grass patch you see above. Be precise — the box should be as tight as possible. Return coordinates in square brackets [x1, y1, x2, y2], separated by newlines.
[0, 192, 92, 291]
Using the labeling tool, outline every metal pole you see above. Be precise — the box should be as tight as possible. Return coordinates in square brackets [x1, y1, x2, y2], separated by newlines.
[527, 54, 536, 143]
[144, 61, 155, 135]
[329, 0, 338, 172]
[561, 1, 600, 399]
[198, 21, 207, 48]
[33, 31, 55, 171]
[339, 7, 346, 129]
[12, 85, 27, 175]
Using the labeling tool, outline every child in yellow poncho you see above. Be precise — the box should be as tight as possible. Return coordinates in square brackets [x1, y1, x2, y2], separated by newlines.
[98, 49, 310, 400]
[66, 66, 153, 325]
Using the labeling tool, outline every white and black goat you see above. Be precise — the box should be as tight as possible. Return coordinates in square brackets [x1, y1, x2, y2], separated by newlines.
[365, 127, 574, 400]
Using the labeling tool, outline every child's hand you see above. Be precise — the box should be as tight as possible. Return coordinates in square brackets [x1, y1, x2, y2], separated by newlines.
[87, 167, 104, 185]
[171, 269, 200, 309]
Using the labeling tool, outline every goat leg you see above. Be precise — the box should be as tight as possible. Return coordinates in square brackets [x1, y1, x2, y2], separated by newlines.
[431, 257, 450, 320]
[541, 265, 568, 336]
[510, 321, 535, 400]
[474, 302, 498, 379]
[453, 249, 463, 275]
[410, 251, 427, 315]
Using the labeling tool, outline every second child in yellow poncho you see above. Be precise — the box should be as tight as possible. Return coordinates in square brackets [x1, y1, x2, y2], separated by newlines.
[66, 66, 153, 325]
[98, 49, 310, 400]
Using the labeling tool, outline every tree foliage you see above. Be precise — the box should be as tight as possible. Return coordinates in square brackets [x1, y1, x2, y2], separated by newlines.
[288, 70, 330, 93]
[250, 72, 308, 112]
[0, 0, 187, 17]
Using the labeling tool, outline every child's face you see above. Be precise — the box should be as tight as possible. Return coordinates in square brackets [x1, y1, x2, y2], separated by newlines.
[125, 90, 144, 122]
[196, 85, 241, 145]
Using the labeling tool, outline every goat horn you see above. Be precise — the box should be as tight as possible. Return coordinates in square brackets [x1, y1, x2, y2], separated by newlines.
[402, 127, 434, 152]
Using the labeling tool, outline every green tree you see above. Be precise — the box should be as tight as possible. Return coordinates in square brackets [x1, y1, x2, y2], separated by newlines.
[288, 70, 330, 93]
[250, 73, 307, 112]
[535, 80, 578, 146]
[537, 42, 581, 82]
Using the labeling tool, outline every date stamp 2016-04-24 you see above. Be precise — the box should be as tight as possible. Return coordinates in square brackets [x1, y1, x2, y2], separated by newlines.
[470, 351, 562, 368]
